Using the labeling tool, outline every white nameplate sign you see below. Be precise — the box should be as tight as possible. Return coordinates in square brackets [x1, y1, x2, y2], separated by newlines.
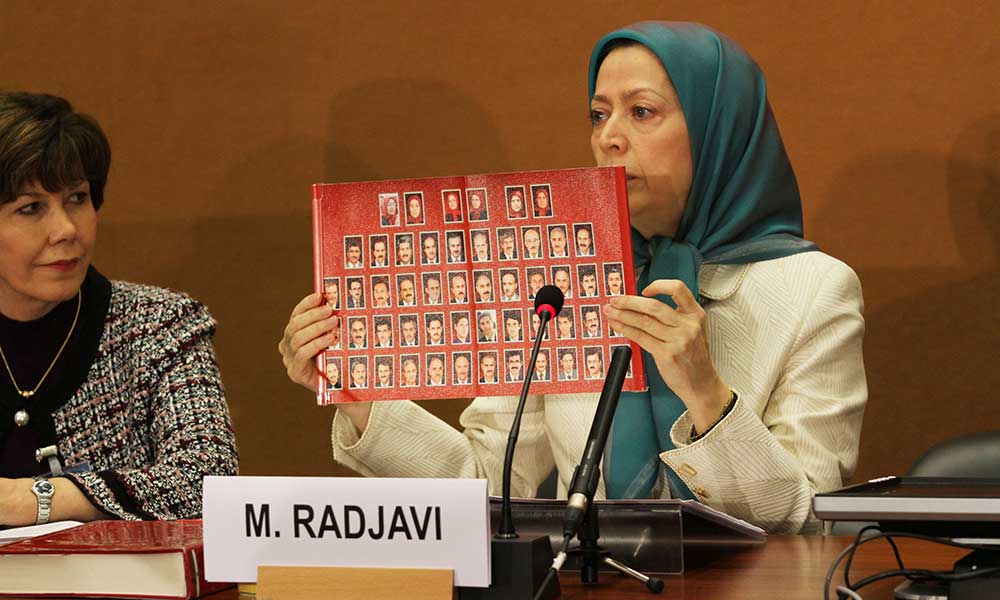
[202, 476, 490, 587]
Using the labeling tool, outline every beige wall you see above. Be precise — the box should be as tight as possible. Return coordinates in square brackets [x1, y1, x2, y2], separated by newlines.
[3, 1, 998, 482]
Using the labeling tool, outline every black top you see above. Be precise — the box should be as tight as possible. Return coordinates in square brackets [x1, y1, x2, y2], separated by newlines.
[0, 268, 110, 477]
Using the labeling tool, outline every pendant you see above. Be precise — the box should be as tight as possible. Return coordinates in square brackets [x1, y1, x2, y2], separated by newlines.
[14, 409, 29, 427]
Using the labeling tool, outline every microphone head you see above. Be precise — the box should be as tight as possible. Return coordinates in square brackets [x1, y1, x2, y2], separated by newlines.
[534, 285, 565, 319]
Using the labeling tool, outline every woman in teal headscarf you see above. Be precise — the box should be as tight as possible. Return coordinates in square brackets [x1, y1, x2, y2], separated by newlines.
[281, 21, 866, 534]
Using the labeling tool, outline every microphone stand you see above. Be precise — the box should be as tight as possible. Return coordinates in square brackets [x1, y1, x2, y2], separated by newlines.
[460, 294, 561, 600]
[533, 346, 664, 599]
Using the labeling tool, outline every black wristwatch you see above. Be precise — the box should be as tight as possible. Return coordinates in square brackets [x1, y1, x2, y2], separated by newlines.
[30, 478, 55, 525]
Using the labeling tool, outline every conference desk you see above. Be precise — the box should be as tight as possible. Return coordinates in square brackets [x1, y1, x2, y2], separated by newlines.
[192, 535, 967, 600]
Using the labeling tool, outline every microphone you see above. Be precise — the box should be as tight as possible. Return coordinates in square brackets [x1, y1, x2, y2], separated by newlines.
[461, 286, 564, 600]
[562, 344, 632, 539]
[497, 285, 564, 537]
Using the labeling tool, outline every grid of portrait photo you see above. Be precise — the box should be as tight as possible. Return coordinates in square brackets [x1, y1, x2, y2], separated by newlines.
[313, 168, 644, 403]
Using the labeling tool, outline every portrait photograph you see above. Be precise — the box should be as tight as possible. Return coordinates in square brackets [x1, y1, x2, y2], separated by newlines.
[505, 185, 527, 219]
[583, 347, 605, 380]
[347, 316, 369, 350]
[452, 351, 473, 385]
[478, 351, 499, 384]
[345, 276, 365, 309]
[466, 188, 489, 222]
[520, 225, 544, 260]
[373, 315, 394, 348]
[498, 268, 521, 302]
[472, 269, 495, 303]
[445, 230, 466, 264]
[442, 189, 463, 223]
[371, 274, 392, 308]
[577, 264, 599, 298]
[419, 231, 440, 265]
[348, 356, 369, 389]
[394, 232, 415, 267]
[503, 349, 525, 383]
[369, 234, 390, 268]
[378, 192, 401, 227]
[551, 264, 573, 298]
[450, 310, 472, 344]
[421, 272, 444, 306]
[530, 184, 553, 218]
[470, 229, 492, 263]
[532, 349, 551, 382]
[424, 312, 446, 346]
[557, 348, 578, 381]
[399, 354, 421, 387]
[404, 192, 425, 226]
[502, 308, 524, 343]
[496, 227, 518, 261]
[396, 273, 417, 307]
[344, 236, 364, 269]
[476, 309, 498, 343]
[426, 353, 447, 386]
[547, 224, 570, 258]
[374, 355, 395, 388]
[322, 276, 340, 310]
[580, 305, 602, 339]
[573, 223, 596, 257]
[324, 357, 343, 390]
[555, 306, 576, 340]
[603, 262, 625, 296]
[447, 270, 469, 304]
[398, 314, 420, 347]
[525, 267, 546, 300]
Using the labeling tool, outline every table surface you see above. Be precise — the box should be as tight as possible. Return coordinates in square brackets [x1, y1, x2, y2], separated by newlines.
[196, 535, 969, 600]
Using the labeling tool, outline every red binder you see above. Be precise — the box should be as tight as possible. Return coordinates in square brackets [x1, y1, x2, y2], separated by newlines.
[0, 520, 232, 599]
[312, 165, 646, 404]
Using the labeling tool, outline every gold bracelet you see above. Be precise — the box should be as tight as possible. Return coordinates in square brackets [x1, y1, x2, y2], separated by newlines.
[689, 390, 738, 443]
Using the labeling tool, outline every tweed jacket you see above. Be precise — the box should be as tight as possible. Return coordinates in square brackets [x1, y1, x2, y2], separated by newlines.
[331, 252, 866, 534]
[57, 275, 239, 520]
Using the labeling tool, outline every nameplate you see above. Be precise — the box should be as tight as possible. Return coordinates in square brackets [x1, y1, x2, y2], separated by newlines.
[202, 476, 490, 587]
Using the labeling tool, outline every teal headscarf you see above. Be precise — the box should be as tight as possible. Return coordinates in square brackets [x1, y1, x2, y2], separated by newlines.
[589, 22, 818, 499]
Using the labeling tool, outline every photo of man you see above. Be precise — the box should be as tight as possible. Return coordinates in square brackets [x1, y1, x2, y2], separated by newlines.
[551, 265, 573, 298]
[504, 350, 524, 382]
[425, 313, 445, 346]
[395, 233, 414, 267]
[346, 276, 365, 308]
[323, 276, 340, 310]
[451, 311, 472, 344]
[452, 352, 473, 385]
[379, 193, 400, 227]
[470, 229, 492, 262]
[344, 236, 364, 269]
[347, 316, 368, 349]
[502, 309, 523, 343]
[497, 227, 518, 260]
[478, 351, 498, 384]
[466, 188, 489, 221]
[574, 223, 595, 257]
[371, 275, 392, 308]
[325, 358, 342, 390]
[477, 310, 497, 342]
[448, 271, 468, 304]
[420, 232, 440, 265]
[521, 226, 543, 259]
[373, 316, 393, 348]
[422, 273, 443, 305]
[446, 231, 466, 264]
[505, 186, 527, 219]
[370, 235, 389, 267]
[397, 274, 416, 306]
[473, 270, 494, 302]
[499, 268, 520, 302]
[426, 353, 446, 385]
[604, 263, 625, 296]
[528, 312, 541, 342]
[399, 315, 419, 346]
[530, 184, 553, 218]
[349, 356, 368, 389]
[443, 190, 463, 222]
[584, 347, 605, 380]
[405, 192, 424, 226]
[581, 305, 602, 339]
[547, 224, 569, 258]
[557, 348, 578, 381]
[400, 355, 420, 387]
[556, 307, 575, 340]
[374, 356, 394, 388]
[532, 349, 550, 382]
[525, 267, 545, 299]
[578, 265, 598, 298]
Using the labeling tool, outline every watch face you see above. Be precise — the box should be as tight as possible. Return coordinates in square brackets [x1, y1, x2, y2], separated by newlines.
[34, 480, 54, 495]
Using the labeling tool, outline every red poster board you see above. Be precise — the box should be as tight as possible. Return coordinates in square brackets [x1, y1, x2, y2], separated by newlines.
[312, 166, 646, 403]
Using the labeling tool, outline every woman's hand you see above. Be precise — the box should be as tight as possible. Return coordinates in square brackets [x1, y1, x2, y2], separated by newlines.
[278, 293, 372, 433]
[603, 279, 731, 434]
[278, 293, 340, 392]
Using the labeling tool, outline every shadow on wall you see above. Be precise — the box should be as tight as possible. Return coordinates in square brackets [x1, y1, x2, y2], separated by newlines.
[101, 77, 512, 477]
[819, 114, 1000, 481]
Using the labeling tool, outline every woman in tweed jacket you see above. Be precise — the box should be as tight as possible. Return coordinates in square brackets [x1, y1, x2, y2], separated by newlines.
[0, 92, 238, 525]
[280, 22, 865, 534]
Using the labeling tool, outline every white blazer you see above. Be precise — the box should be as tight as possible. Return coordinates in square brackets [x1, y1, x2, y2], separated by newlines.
[331, 252, 867, 534]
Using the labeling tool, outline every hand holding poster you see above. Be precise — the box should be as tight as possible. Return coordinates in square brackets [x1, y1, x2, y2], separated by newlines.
[312, 166, 646, 404]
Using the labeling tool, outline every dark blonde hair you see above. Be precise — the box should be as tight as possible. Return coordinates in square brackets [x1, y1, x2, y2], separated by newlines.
[0, 92, 110, 208]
